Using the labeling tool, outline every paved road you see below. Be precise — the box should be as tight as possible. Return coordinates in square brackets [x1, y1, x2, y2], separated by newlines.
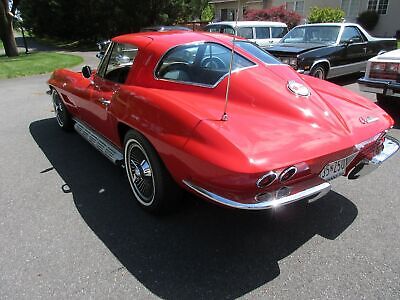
[0, 63, 399, 299]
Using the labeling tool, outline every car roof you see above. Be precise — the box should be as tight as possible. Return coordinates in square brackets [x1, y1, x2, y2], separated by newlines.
[207, 21, 287, 27]
[112, 31, 241, 50]
[295, 23, 358, 27]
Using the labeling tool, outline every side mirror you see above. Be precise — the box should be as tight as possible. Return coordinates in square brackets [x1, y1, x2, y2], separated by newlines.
[82, 66, 92, 78]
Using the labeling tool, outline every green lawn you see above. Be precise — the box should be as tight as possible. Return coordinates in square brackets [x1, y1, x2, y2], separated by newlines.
[0, 41, 3, 49]
[0, 52, 83, 79]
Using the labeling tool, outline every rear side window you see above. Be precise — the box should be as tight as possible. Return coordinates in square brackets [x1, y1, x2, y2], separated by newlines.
[156, 42, 255, 87]
[205, 25, 220, 33]
[237, 27, 253, 39]
[255, 27, 270, 39]
[271, 27, 288, 38]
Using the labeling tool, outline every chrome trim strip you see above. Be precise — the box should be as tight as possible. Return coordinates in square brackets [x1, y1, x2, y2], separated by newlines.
[310, 59, 331, 71]
[73, 119, 123, 164]
[349, 136, 400, 179]
[328, 61, 366, 79]
[182, 179, 331, 210]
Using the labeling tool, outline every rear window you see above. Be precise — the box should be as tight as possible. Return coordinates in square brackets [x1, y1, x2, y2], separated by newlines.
[235, 41, 282, 65]
[156, 42, 255, 87]
[271, 27, 288, 38]
[255, 27, 270, 39]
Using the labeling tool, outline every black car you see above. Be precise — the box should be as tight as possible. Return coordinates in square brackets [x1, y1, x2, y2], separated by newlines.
[268, 23, 397, 79]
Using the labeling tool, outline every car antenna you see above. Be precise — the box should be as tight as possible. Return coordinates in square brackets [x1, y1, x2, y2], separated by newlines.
[221, 1, 240, 121]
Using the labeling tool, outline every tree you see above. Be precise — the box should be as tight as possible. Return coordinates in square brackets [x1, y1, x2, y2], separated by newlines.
[308, 7, 345, 23]
[244, 5, 301, 29]
[0, 0, 20, 57]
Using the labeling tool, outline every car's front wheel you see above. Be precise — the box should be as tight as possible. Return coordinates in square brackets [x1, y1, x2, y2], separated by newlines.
[124, 130, 181, 213]
[52, 89, 73, 130]
[310, 64, 327, 80]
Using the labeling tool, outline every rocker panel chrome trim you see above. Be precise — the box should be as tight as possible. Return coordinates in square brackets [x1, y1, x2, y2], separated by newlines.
[73, 119, 123, 164]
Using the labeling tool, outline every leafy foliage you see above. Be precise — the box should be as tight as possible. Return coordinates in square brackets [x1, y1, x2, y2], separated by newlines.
[357, 11, 379, 31]
[308, 7, 345, 23]
[244, 5, 301, 29]
[18, 0, 211, 41]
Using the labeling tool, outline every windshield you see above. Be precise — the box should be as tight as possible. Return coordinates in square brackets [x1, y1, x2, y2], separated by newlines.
[281, 26, 340, 45]
[235, 41, 281, 64]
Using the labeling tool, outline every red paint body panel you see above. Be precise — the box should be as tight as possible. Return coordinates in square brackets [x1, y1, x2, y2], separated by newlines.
[48, 31, 394, 205]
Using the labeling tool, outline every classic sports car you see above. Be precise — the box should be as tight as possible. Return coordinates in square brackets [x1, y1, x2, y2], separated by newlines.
[268, 23, 397, 80]
[48, 31, 399, 213]
[358, 49, 400, 104]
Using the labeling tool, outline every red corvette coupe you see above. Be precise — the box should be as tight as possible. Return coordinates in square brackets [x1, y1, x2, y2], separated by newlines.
[48, 31, 399, 213]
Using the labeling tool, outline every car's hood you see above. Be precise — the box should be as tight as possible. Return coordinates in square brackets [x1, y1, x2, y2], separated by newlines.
[268, 43, 327, 55]
[182, 65, 393, 173]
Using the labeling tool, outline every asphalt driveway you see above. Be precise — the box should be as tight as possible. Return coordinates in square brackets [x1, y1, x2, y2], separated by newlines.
[0, 62, 399, 299]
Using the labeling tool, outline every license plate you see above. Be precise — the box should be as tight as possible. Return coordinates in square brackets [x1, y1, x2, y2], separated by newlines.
[319, 153, 357, 181]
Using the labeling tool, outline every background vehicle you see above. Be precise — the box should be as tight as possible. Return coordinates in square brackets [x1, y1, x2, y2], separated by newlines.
[358, 49, 400, 104]
[48, 31, 398, 214]
[204, 21, 288, 48]
[140, 25, 191, 32]
[268, 23, 397, 79]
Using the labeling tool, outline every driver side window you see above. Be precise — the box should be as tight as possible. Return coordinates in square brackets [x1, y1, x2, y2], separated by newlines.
[98, 42, 138, 84]
[341, 27, 364, 43]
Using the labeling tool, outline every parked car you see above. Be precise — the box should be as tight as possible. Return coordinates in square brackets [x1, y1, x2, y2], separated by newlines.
[268, 23, 397, 80]
[358, 49, 400, 104]
[96, 26, 191, 59]
[203, 21, 288, 48]
[140, 25, 191, 32]
[48, 31, 399, 213]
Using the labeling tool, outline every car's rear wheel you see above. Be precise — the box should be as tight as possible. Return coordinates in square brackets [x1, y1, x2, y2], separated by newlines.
[52, 89, 73, 130]
[124, 130, 181, 213]
[310, 64, 327, 80]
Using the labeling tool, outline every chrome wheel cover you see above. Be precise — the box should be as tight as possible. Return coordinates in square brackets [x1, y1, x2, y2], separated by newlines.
[52, 91, 64, 126]
[313, 67, 325, 79]
[125, 139, 155, 205]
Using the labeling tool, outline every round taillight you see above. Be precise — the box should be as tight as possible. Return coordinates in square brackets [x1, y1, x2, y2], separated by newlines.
[256, 172, 277, 188]
[279, 166, 297, 182]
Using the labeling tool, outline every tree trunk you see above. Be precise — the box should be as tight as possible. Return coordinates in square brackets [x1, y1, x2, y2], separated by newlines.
[0, 1, 19, 57]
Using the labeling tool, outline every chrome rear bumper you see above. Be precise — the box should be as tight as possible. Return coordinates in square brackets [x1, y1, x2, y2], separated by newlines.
[348, 136, 399, 179]
[182, 178, 331, 210]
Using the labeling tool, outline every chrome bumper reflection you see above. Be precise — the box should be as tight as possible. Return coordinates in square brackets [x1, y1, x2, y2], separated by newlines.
[348, 136, 399, 179]
[182, 178, 331, 210]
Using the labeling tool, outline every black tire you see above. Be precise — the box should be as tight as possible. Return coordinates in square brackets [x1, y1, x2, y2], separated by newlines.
[124, 130, 181, 213]
[310, 64, 328, 80]
[376, 94, 394, 105]
[52, 89, 73, 131]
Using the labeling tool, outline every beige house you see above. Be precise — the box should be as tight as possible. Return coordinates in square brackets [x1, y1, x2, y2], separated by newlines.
[209, 0, 399, 37]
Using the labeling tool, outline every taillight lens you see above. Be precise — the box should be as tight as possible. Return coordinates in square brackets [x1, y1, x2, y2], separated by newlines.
[370, 62, 400, 80]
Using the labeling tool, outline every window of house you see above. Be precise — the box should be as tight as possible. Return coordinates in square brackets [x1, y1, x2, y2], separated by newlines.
[285, 1, 304, 14]
[221, 8, 235, 21]
[367, 0, 389, 15]
[341, 0, 361, 17]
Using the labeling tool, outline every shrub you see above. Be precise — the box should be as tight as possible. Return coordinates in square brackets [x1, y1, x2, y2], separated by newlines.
[244, 5, 301, 29]
[308, 7, 345, 23]
[357, 11, 379, 31]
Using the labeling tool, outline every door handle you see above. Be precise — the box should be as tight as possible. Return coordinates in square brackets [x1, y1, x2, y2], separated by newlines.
[99, 98, 111, 106]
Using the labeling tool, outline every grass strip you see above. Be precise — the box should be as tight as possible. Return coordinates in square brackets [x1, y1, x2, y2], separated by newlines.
[0, 52, 83, 79]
